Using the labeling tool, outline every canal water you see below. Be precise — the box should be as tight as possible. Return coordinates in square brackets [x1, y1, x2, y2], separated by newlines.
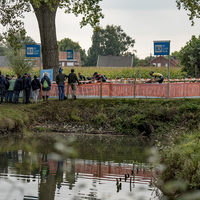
[0, 134, 163, 200]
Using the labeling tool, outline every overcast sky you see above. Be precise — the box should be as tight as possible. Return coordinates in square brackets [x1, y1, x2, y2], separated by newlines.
[22, 0, 200, 59]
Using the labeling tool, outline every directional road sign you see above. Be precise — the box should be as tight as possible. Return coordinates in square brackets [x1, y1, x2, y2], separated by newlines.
[26, 45, 41, 57]
[67, 49, 74, 60]
[154, 41, 170, 56]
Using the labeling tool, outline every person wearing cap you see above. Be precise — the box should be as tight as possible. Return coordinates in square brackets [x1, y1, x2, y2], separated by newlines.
[24, 73, 32, 104]
[78, 72, 86, 84]
[4, 74, 10, 102]
[68, 69, 80, 100]
[78, 72, 86, 81]
[146, 71, 164, 84]
[0, 71, 5, 104]
[56, 67, 68, 100]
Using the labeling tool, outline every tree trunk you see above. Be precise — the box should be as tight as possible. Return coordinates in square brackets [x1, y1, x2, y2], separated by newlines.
[31, 2, 59, 81]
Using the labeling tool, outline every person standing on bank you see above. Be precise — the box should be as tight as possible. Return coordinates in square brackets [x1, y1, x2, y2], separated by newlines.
[68, 69, 80, 100]
[56, 68, 68, 100]
[22, 73, 28, 103]
[41, 72, 51, 101]
[0, 71, 5, 104]
[4, 75, 10, 102]
[13, 75, 23, 104]
[31, 75, 41, 103]
[8, 76, 16, 103]
[24, 73, 32, 104]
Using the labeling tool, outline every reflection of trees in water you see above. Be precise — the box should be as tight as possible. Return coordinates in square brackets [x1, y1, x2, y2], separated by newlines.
[66, 158, 76, 190]
[73, 135, 150, 163]
[39, 174, 56, 200]
[0, 153, 9, 173]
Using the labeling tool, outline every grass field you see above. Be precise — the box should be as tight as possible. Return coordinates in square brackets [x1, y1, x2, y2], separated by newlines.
[0, 66, 186, 79]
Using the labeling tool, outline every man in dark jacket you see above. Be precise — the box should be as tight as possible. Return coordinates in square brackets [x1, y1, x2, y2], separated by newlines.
[24, 73, 32, 104]
[78, 72, 86, 84]
[13, 75, 23, 104]
[68, 69, 79, 100]
[0, 71, 5, 103]
[56, 67, 68, 100]
[31, 75, 41, 103]
[4, 74, 10, 102]
[22, 73, 28, 103]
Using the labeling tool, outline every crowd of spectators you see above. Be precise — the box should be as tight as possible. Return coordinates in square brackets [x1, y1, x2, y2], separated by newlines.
[0, 71, 51, 104]
[0, 69, 110, 104]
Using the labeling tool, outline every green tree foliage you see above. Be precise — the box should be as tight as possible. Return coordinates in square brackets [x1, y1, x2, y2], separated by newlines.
[0, 35, 36, 56]
[179, 35, 200, 76]
[58, 38, 87, 66]
[132, 55, 140, 67]
[0, 46, 6, 56]
[171, 51, 180, 58]
[176, 0, 200, 25]
[58, 38, 81, 52]
[6, 49, 36, 76]
[86, 25, 135, 66]
[0, 0, 104, 79]
[5, 35, 36, 75]
[20, 36, 36, 49]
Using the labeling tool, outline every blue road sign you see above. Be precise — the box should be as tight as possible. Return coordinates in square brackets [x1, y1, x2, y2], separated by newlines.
[40, 69, 53, 83]
[154, 41, 170, 56]
[67, 49, 74, 60]
[26, 45, 40, 57]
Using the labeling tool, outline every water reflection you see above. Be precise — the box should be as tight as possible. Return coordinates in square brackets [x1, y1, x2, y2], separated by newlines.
[0, 134, 161, 200]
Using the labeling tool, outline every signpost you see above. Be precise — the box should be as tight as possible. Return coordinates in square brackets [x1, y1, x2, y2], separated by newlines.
[67, 49, 74, 69]
[26, 45, 40, 57]
[26, 44, 42, 80]
[154, 41, 170, 56]
[154, 40, 170, 99]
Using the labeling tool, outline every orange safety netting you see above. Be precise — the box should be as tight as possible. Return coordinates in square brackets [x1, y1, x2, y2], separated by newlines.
[46, 82, 200, 98]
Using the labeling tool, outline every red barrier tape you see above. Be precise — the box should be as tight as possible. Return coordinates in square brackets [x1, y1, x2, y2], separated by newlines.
[46, 82, 200, 98]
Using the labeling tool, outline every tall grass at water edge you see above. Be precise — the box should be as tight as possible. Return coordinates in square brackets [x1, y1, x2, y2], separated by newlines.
[0, 66, 186, 79]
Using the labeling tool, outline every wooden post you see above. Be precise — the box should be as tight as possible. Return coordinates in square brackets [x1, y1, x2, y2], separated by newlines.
[134, 77, 136, 99]
[109, 83, 112, 98]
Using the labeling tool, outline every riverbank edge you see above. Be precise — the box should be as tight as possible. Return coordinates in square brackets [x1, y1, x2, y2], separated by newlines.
[0, 98, 198, 136]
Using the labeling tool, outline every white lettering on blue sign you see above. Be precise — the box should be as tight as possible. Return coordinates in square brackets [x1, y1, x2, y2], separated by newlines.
[67, 52, 73, 59]
[27, 47, 34, 55]
[155, 45, 162, 53]
[154, 41, 170, 55]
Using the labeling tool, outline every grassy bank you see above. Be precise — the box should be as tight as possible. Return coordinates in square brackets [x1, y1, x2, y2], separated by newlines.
[0, 98, 199, 137]
[157, 130, 200, 198]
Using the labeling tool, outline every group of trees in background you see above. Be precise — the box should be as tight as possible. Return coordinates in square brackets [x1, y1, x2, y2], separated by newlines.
[0, 24, 136, 68]
[58, 24, 136, 67]
[0, 0, 200, 77]
[0, 0, 104, 79]
[1, 31, 200, 78]
[179, 35, 200, 77]
[86, 25, 135, 66]
[0, 35, 37, 75]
